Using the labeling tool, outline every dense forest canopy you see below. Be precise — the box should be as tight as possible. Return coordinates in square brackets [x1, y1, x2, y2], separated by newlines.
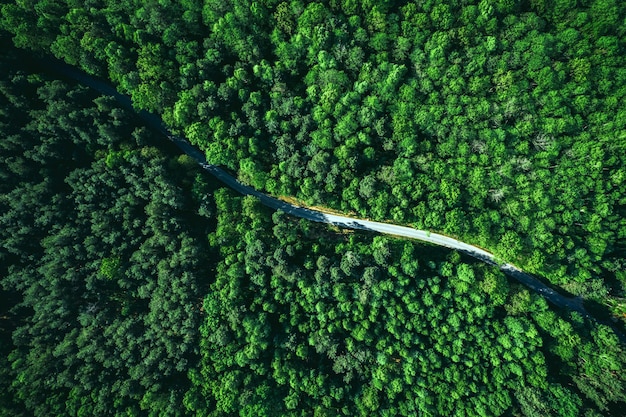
[1, 0, 626, 416]
[0, 49, 625, 415]
[1, 0, 624, 315]
[0, 46, 217, 415]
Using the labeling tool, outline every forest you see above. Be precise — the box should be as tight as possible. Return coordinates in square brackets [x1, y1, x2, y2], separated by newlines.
[1, 0, 624, 312]
[1, 0, 626, 416]
[1, 47, 625, 416]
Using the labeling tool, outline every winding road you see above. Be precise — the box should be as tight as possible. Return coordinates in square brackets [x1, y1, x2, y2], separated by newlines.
[177, 140, 589, 317]
[47, 58, 626, 342]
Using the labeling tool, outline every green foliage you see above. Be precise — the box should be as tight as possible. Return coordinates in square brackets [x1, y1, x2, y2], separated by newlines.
[188, 189, 626, 415]
[0, 51, 216, 416]
[2, 2, 626, 416]
[3, 0, 624, 310]
[99, 256, 121, 280]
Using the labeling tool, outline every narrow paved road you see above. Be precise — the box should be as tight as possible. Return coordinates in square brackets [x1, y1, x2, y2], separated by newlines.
[194, 152, 588, 317]
[47, 58, 626, 342]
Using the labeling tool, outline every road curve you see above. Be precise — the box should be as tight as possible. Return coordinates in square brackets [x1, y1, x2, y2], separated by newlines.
[46, 57, 626, 342]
